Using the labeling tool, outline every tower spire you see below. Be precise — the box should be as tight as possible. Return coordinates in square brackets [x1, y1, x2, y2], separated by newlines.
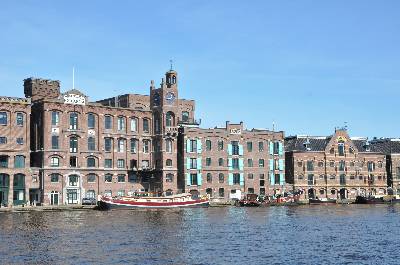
[169, 59, 173, 71]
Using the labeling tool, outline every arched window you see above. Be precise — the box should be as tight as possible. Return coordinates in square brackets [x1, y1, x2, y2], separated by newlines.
[166, 139, 173, 153]
[206, 188, 213, 197]
[104, 174, 113, 183]
[166, 159, 172, 167]
[87, 157, 96, 168]
[68, 175, 79, 186]
[117, 116, 126, 131]
[166, 112, 175, 127]
[219, 188, 225, 198]
[69, 112, 78, 130]
[50, 157, 60, 167]
[50, 173, 60, 182]
[87, 174, 96, 183]
[86, 190, 96, 198]
[87, 113, 95, 129]
[143, 140, 150, 153]
[218, 158, 224, 167]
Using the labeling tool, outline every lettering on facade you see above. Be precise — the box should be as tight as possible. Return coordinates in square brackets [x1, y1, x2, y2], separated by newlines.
[64, 94, 85, 105]
[230, 128, 241, 135]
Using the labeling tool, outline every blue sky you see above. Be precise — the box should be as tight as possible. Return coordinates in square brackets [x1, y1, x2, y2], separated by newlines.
[0, 1, 399, 138]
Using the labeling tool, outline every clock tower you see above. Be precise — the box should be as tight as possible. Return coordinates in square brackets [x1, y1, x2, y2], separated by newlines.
[150, 69, 181, 194]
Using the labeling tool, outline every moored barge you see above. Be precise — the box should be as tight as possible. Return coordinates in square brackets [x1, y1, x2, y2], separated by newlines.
[98, 193, 209, 210]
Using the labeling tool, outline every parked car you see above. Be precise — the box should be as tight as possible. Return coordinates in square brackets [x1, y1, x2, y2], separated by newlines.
[82, 197, 97, 205]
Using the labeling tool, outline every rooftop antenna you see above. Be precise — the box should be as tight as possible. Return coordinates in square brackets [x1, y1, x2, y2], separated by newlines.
[169, 59, 173, 71]
[72, 67, 75, 90]
[272, 121, 275, 132]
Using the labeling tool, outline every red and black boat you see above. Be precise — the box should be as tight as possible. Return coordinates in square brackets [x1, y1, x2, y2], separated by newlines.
[98, 193, 209, 209]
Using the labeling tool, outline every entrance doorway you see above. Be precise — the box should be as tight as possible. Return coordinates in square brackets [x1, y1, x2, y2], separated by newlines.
[308, 188, 315, 199]
[339, 188, 347, 200]
[51, 191, 59, 205]
[67, 189, 78, 204]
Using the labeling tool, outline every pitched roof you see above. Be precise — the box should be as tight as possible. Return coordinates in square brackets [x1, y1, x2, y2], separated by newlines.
[285, 136, 331, 152]
[370, 139, 400, 154]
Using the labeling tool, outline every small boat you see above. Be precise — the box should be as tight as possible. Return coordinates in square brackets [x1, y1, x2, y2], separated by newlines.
[309, 198, 337, 204]
[98, 193, 209, 209]
[235, 194, 261, 207]
[354, 196, 384, 204]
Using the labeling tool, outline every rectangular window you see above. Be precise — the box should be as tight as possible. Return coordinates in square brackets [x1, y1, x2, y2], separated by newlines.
[232, 158, 239, 169]
[118, 174, 125, 183]
[190, 158, 197, 169]
[88, 137, 96, 151]
[105, 138, 112, 152]
[51, 111, 59, 126]
[117, 159, 125, 168]
[218, 140, 224, 151]
[274, 142, 280, 154]
[104, 159, 112, 168]
[0, 156, 8, 168]
[130, 139, 137, 153]
[259, 159, 264, 168]
[88, 113, 95, 129]
[69, 113, 78, 130]
[128, 173, 138, 183]
[233, 173, 240, 185]
[206, 157, 211, 166]
[206, 140, 211, 151]
[368, 162, 375, 172]
[0, 137, 6, 144]
[231, 141, 239, 155]
[0, 112, 7, 125]
[247, 142, 253, 152]
[87, 158, 96, 167]
[69, 156, 77, 167]
[118, 139, 125, 152]
[308, 174, 314, 185]
[339, 161, 345, 171]
[166, 140, 173, 153]
[16, 138, 24, 145]
[130, 118, 137, 132]
[117, 117, 125, 131]
[190, 173, 198, 185]
[70, 138, 78, 153]
[16, 113, 24, 126]
[338, 144, 345, 156]
[190, 140, 197, 152]
[258, 142, 264, 152]
[14, 155, 25, 168]
[248, 173, 253, 179]
[142, 160, 149, 169]
[275, 174, 280, 185]
[52, 135, 59, 149]
[340, 174, 346, 185]
[143, 140, 150, 153]
[105, 115, 112, 129]
[143, 119, 149, 133]
[248, 159, 253, 167]
[307, 161, 314, 171]
[105, 175, 112, 183]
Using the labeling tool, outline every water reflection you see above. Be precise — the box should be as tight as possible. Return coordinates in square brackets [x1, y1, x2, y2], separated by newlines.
[0, 205, 400, 264]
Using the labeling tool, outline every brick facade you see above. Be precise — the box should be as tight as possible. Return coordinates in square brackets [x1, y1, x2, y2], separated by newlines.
[285, 129, 387, 200]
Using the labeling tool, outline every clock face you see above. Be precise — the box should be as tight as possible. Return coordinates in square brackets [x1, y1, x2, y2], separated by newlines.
[153, 93, 160, 106]
[165, 92, 175, 104]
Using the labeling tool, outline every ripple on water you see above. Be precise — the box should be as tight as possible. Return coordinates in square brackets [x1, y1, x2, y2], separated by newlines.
[1, 205, 400, 265]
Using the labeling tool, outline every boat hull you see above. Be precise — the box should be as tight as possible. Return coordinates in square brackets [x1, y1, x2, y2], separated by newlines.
[309, 198, 337, 204]
[98, 198, 209, 210]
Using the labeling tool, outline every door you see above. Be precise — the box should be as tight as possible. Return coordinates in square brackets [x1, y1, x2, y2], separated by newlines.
[51, 192, 59, 205]
[0, 190, 7, 206]
[340, 188, 347, 200]
[67, 189, 78, 204]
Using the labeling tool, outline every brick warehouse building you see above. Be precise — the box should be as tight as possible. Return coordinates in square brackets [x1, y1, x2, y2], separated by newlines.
[0, 96, 40, 206]
[178, 122, 285, 201]
[285, 129, 388, 200]
[0, 69, 395, 206]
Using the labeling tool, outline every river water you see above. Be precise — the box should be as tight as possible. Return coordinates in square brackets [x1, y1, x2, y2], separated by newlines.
[0, 205, 399, 265]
